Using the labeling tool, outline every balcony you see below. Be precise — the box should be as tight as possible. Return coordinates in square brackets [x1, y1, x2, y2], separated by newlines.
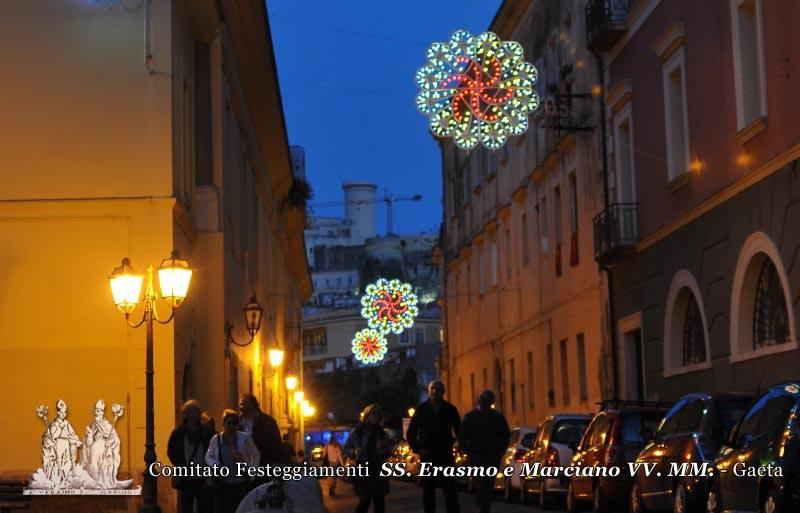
[585, 0, 633, 52]
[593, 203, 637, 265]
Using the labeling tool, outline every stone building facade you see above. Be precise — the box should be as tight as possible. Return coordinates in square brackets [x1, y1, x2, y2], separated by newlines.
[590, 0, 800, 400]
[440, 0, 610, 427]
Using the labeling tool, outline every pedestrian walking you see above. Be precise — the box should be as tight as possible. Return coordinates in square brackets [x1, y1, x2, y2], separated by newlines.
[167, 400, 214, 513]
[201, 410, 216, 434]
[280, 433, 296, 466]
[344, 404, 392, 513]
[406, 380, 462, 513]
[238, 393, 285, 465]
[458, 390, 510, 513]
[324, 436, 344, 496]
[205, 409, 260, 513]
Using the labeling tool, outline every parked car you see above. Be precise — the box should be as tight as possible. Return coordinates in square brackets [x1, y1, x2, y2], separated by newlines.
[495, 426, 538, 500]
[567, 401, 669, 513]
[630, 392, 752, 513]
[452, 441, 474, 491]
[706, 382, 800, 513]
[520, 414, 592, 508]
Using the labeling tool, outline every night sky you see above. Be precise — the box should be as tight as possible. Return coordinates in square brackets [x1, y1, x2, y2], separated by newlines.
[269, 0, 503, 235]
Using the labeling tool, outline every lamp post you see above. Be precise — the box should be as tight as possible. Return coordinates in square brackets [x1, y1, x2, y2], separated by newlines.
[109, 251, 193, 513]
[225, 297, 286, 413]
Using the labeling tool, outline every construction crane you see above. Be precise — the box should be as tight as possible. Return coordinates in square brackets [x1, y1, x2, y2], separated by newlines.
[309, 189, 423, 234]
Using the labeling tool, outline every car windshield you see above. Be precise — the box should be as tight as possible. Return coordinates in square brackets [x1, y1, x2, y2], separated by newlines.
[521, 432, 536, 448]
[619, 412, 663, 444]
[714, 397, 752, 430]
[551, 420, 588, 445]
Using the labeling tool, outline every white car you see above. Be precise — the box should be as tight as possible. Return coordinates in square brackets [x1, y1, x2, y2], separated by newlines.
[520, 414, 591, 508]
[495, 426, 538, 500]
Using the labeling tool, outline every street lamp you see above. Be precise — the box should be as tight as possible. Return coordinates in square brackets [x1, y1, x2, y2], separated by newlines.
[109, 251, 193, 513]
[293, 390, 305, 403]
[285, 375, 298, 391]
[224, 296, 264, 346]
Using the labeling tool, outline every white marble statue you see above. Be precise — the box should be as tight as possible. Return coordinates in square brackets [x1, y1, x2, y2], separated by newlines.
[29, 399, 133, 491]
[29, 401, 82, 490]
[78, 399, 132, 489]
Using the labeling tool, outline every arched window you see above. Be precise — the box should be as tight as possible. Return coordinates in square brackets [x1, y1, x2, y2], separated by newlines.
[730, 232, 796, 360]
[664, 270, 710, 374]
[753, 258, 790, 349]
[682, 293, 706, 365]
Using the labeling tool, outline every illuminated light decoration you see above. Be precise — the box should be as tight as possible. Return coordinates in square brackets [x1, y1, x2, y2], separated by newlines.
[786, 384, 799, 394]
[351, 328, 388, 364]
[415, 30, 539, 150]
[360, 278, 419, 334]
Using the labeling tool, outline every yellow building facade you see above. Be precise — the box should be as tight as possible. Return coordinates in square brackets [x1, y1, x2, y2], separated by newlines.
[0, 1, 311, 510]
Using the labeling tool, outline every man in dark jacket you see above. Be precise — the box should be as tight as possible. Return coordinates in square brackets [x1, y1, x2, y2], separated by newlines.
[167, 399, 214, 513]
[407, 380, 461, 513]
[458, 390, 510, 513]
[238, 394, 286, 466]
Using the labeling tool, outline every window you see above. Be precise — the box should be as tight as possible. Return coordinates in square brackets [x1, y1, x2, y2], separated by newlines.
[466, 264, 472, 306]
[731, 0, 766, 129]
[577, 334, 588, 403]
[546, 343, 555, 407]
[568, 173, 579, 234]
[490, 240, 498, 286]
[553, 186, 563, 245]
[676, 399, 706, 433]
[559, 339, 570, 405]
[526, 351, 535, 409]
[454, 271, 459, 313]
[478, 248, 485, 295]
[753, 259, 790, 349]
[731, 233, 795, 359]
[521, 213, 530, 265]
[414, 327, 425, 344]
[683, 294, 707, 364]
[400, 331, 410, 344]
[509, 358, 517, 412]
[588, 414, 611, 448]
[504, 228, 512, 279]
[614, 106, 636, 205]
[657, 398, 689, 439]
[665, 271, 710, 372]
[302, 328, 327, 355]
[482, 368, 488, 389]
[470, 373, 476, 406]
[662, 47, 690, 181]
[539, 196, 549, 253]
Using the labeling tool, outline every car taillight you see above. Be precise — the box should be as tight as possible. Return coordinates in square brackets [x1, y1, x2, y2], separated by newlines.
[514, 449, 528, 463]
[546, 446, 560, 466]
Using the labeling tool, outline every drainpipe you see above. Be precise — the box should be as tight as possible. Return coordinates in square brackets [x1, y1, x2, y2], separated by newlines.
[595, 54, 620, 401]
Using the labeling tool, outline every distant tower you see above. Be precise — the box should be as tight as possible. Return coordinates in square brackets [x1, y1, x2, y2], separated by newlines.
[289, 146, 306, 178]
[342, 181, 377, 244]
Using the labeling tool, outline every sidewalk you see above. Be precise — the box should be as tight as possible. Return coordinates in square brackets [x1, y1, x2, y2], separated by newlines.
[321, 478, 537, 513]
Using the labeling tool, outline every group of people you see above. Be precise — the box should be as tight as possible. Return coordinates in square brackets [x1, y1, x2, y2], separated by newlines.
[342, 380, 510, 513]
[167, 393, 296, 513]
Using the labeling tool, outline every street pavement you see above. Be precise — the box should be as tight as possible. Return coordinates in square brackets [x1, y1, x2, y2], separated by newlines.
[321, 478, 540, 513]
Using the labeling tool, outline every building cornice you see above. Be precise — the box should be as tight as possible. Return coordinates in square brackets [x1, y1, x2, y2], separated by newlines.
[606, 79, 633, 115]
[637, 144, 800, 251]
[652, 21, 685, 61]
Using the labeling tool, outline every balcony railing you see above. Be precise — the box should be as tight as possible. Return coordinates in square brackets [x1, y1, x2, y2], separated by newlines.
[585, 0, 633, 52]
[593, 203, 638, 264]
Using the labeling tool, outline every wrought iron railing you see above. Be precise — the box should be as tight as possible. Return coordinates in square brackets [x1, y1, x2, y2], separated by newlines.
[593, 202, 638, 263]
[585, 0, 633, 52]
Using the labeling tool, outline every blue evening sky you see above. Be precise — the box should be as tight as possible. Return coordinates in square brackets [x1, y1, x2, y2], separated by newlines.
[268, 0, 503, 235]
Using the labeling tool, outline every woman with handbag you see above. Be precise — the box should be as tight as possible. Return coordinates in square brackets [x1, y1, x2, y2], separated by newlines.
[205, 409, 260, 513]
[167, 400, 214, 513]
[344, 404, 392, 513]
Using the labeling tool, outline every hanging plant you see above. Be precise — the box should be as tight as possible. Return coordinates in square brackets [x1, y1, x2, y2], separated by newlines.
[282, 176, 313, 212]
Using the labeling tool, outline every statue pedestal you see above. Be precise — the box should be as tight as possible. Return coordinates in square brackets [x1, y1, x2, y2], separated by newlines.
[24, 487, 142, 496]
